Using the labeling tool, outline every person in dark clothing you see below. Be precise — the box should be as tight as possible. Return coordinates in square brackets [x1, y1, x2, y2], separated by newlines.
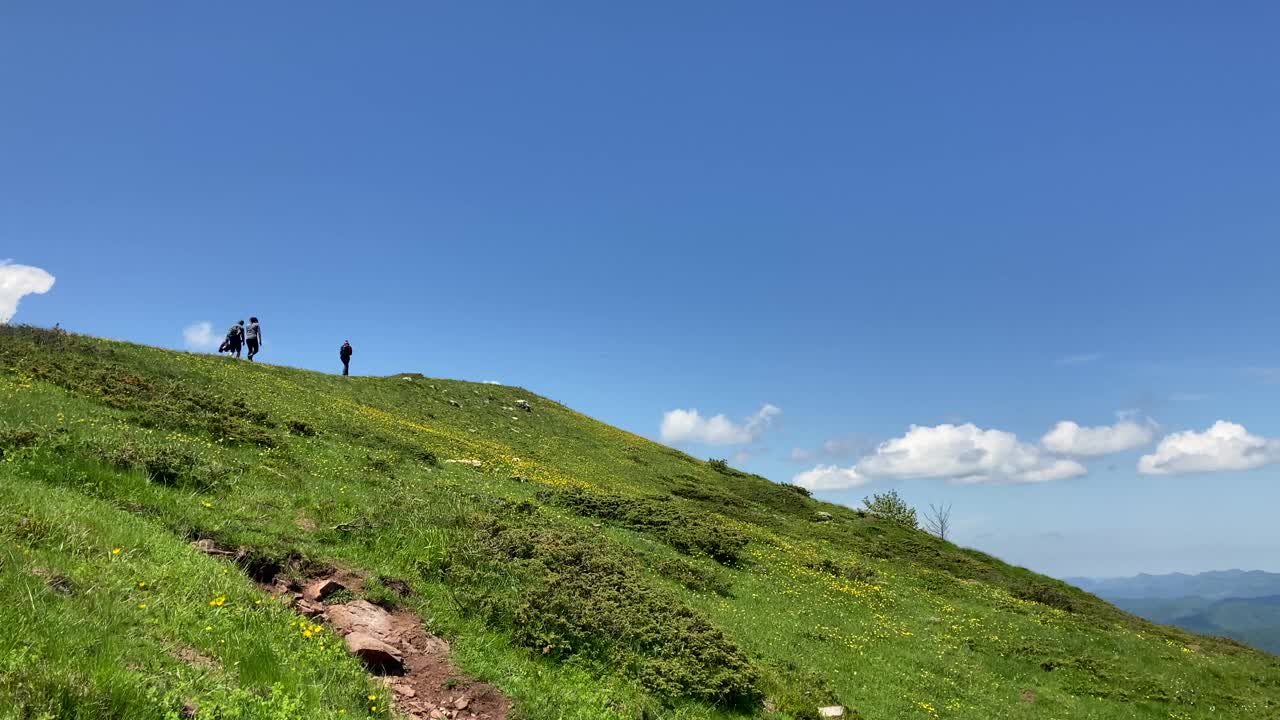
[245, 317, 262, 361]
[339, 341, 353, 376]
[224, 321, 245, 358]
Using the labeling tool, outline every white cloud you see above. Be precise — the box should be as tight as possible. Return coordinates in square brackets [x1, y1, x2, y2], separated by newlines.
[0, 261, 55, 323]
[1041, 417, 1157, 457]
[483, 380, 502, 385]
[856, 423, 1086, 484]
[792, 464, 869, 490]
[659, 403, 781, 446]
[182, 321, 219, 351]
[1138, 421, 1280, 475]
[1056, 352, 1102, 366]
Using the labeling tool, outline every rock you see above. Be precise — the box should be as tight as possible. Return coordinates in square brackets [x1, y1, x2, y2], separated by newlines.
[327, 600, 396, 642]
[296, 599, 326, 618]
[191, 539, 234, 556]
[394, 684, 416, 698]
[430, 710, 446, 720]
[514, 399, 531, 411]
[344, 632, 404, 675]
[814, 511, 833, 523]
[454, 696, 470, 711]
[818, 706, 845, 718]
[302, 578, 345, 602]
[449, 400, 461, 408]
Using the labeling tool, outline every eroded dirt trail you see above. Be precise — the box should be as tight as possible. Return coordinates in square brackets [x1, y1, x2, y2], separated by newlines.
[197, 542, 511, 720]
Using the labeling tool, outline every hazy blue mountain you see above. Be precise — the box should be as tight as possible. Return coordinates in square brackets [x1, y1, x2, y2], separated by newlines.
[1066, 569, 1280, 600]
[1067, 570, 1280, 655]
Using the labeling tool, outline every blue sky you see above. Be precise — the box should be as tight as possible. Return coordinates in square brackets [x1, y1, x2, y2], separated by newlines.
[4, 2, 1279, 577]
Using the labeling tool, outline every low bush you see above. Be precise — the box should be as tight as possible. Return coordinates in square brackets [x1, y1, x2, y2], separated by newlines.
[555, 489, 748, 565]
[450, 517, 762, 707]
[806, 558, 877, 584]
[655, 557, 734, 596]
[99, 442, 227, 491]
[105, 443, 196, 485]
[1013, 583, 1076, 613]
[286, 419, 317, 436]
[0, 428, 41, 460]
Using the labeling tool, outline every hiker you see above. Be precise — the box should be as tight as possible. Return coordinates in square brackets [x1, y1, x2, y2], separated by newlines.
[339, 340, 353, 376]
[222, 321, 244, 358]
[245, 317, 262, 361]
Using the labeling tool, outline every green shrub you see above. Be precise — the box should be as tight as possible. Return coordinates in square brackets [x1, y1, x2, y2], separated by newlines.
[286, 419, 317, 436]
[782, 483, 812, 498]
[105, 443, 196, 486]
[0, 429, 41, 460]
[655, 557, 734, 596]
[806, 558, 876, 584]
[669, 481, 748, 509]
[862, 490, 918, 528]
[707, 458, 731, 474]
[1014, 583, 1076, 613]
[555, 489, 748, 565]
[724, 476, 815, 520]
[98, 442, 227, 491]
[453, 518, 762, 707]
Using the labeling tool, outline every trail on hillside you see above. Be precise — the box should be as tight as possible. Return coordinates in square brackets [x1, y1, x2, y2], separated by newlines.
[196, 540, 510, 720]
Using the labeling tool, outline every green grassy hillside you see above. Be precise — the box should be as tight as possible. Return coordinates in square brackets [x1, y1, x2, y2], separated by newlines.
[2, 326, 1277, 720]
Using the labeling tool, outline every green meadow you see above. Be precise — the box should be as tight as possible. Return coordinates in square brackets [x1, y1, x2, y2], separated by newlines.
[1, 326, 1276, 719]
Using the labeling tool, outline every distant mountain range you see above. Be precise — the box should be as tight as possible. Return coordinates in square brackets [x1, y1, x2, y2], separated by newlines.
[1066, 570, 1280, 655]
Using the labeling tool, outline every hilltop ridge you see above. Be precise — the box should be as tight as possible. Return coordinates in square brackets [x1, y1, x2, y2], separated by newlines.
[1, 326, 1278, 720]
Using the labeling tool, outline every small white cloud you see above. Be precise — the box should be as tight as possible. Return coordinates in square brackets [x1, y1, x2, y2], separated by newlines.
[1041, 416, 1158, 457]
[0, 261, 55, 323]
[1056, 353, 1102, 366]
[856, 423, 1086, 484]
[483, 380, 502, 385]
[659, 403, 781, 446]
[1138, 421, 1280, 475]
[792, 464, 869, 490]
[183, 321, 218, 351]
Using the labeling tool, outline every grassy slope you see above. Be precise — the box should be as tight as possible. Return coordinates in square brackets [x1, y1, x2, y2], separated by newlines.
[1, 327, 1277, 720]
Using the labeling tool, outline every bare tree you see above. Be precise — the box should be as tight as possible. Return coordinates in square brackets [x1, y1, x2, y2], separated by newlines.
[923, 502, 953, 541]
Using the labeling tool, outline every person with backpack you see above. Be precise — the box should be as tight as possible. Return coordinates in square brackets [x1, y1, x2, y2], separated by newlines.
[245, 317, 262, 361]
[339, 340, 353, 376]
[222, 321, 245, 358]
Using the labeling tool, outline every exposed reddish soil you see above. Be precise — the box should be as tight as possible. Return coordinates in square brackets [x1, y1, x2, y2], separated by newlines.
[193, 540, 511, 720]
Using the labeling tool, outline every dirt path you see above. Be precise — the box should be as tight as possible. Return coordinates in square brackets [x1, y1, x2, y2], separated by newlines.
[196, 542, 511, 720]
